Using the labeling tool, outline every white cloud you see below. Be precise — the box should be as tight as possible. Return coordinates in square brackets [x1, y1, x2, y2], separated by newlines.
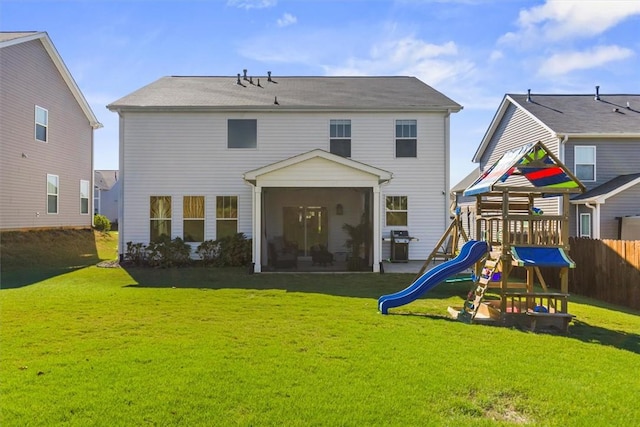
[227, 0, 277, 10]
[277, 13, 297, 28]
[323, 37, 474, 88]
[488, 50, 503, 61]
[538, 45, 634, 77]
[500, 0, 640, 44]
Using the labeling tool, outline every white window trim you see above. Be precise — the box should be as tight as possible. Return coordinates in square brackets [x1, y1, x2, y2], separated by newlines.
[94, 188, 101, 215]
[385, 195, 408, 227]
[216, 195, 239, 236]
[574, 146, 596, 182]
[80, 180, 90, 215]
[183, 195, 206, 243]
[579, 213, 592, 238]
[329, 119, 352, 157]
[394, 119, 417, 158]
[47, 174, 59, 215]
[35, 106, 48, 143]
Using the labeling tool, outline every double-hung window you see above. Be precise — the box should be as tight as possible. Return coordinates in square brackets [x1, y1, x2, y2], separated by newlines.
[330, 119, 351, 157]
[80, 180, 90, 214]
[574, 146, 596, 181]
[150, 196, 172, 242]
[35, 106, 48, 142]
[395, 120, 417, 158]
[184, 196, 205, 242]
[47, 174, 59, 214]
[228, 119, 257, 148]
[216, 196, 238, 239]
[386, 196, 408, 226]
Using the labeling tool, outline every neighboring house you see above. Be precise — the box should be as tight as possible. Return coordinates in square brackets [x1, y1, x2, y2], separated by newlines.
[0, 32, 102, 230]
[107, 74, 462, 272]
[94, 169, 120, 224]
[450, 167, 480, 241]
[471, 88, 640, 240]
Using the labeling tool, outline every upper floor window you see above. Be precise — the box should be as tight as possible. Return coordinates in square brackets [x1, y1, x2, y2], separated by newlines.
[386, 196, 408, 226]
[80, 180, 90, 215]
[150, 196, 172, 242]
[574, 146, 595, 181]
[35, 106, 48, 142]
[216, 196, 238, 239]
[228, 119, 257, 148]
[395, 120, 416, 158]
[330, 119, 351, 157]
[47, 174, 59, 214]
[184, 196, 205, 243]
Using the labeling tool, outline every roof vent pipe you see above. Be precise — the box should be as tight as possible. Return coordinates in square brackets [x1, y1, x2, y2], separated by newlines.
[627, 101, 631, 109]
[526, 89, 532, 102]
[243, 69, 248, 80]
[595, 85, 600, 101]
[274, 96, 279, 105]
[268, 71, 272, 82]
[249, 76, 253, 84]
[237, 73, 241, 85]
[257, 78, 261, 87]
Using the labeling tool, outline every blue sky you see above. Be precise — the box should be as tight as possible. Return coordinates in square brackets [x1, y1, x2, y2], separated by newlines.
[3, 0, 640, 186]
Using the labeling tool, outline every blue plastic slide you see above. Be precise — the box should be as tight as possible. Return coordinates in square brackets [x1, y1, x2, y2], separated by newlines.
[378, 240, 489, 314]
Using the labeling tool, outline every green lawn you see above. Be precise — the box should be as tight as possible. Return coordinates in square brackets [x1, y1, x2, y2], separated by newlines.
[1, 232, 639, 426]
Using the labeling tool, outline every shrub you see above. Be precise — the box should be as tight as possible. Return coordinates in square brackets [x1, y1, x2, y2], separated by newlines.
[146, 236, 192, 268]
[93, 214, 111, 233]
[124, 241, 146, 266]
[195, 240, 220, 266]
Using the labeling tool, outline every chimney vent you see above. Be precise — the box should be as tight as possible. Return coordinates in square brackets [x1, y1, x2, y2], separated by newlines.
[526, 89, 532, 102]
[595, 85, 600, 101]
[243, 69, 248, 80]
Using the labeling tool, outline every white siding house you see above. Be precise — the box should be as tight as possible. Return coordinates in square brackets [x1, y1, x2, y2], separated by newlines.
[108, 75, 462, 272]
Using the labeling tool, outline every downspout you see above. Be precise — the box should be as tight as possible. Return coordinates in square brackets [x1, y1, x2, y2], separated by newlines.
[558, 134, 569, 219]
[444, 109, 451, 229]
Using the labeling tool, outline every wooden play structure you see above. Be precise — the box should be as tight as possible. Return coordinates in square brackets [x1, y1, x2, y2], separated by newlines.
[447, 141, 586, 332]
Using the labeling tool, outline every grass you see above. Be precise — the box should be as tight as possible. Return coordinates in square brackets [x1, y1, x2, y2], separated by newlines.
[1, 231, 639, 425]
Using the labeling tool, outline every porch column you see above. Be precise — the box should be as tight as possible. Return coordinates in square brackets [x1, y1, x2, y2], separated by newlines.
[372, 186, 381, 273]
[253, 186, 262, 273]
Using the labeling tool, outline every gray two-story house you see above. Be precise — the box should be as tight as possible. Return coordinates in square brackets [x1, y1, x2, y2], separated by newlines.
[469, 88, 640, 240]
[0, 32, 102, 230]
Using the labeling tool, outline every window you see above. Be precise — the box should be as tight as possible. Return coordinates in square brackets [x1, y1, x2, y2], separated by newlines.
[395, 119, 417, 158]
[150, 196, 172, 242]
[386, 196, 408, 226]
[47, 174, 59, 214]
[575, 146, 595, 181]
[184, 196, 205, 242]
[94, 188, 101, 215]
[228, 119, 257, 148]
[216, 196, 238, 239]
[330, 119, 351, 157]
[35, 106, 48, 142]
[579, 213, 591, 238]
[80, 180, 90, 214]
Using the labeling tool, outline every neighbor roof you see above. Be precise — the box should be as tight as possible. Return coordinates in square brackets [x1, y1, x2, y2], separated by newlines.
[571, 173, 640, 204]
[95, 170, 119, 191]
[473, 92, 640, 162]
[107, 75, 462, 112]
[0, 31, 102, 129]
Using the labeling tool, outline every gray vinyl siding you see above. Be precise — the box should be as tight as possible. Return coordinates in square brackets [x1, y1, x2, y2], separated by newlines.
[120, 111, 449, 260]
[564, 138, 640, 191]
[0, 39, 93, 230]
[97, 180, 120, 223]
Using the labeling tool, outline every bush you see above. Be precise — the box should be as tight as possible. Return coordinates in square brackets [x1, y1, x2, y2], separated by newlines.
[146, 235, 192, 268]
[196, 233, 251, 267]
[93, 214, 111, 232]
[124, 241, 146, 266]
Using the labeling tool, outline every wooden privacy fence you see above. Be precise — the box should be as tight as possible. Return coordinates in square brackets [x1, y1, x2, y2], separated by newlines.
[524, 238, 640, 310]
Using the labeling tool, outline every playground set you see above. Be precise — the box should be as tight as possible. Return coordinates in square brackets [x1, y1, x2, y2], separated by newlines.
[379, 141, 586, 332]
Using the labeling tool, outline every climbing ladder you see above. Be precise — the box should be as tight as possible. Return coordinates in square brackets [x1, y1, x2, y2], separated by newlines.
[457, 252, 500, 322]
